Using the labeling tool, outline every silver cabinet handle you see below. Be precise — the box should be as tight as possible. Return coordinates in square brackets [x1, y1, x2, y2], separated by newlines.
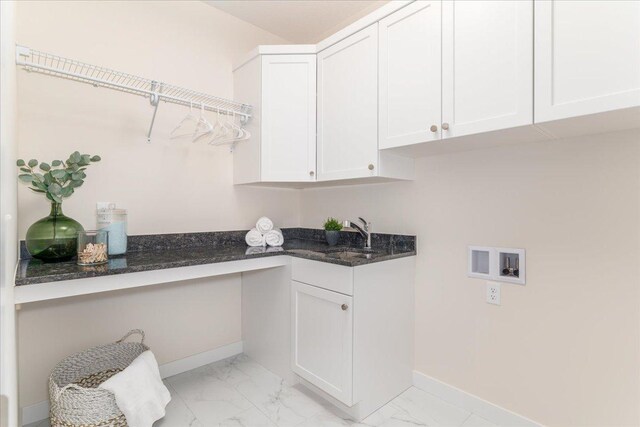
[341, 304, 348, 311]
[309, 171, 315, 176]
[430, 125, 438, 132]
[442, 123, 450, 130]
[368, 164, 374, 171]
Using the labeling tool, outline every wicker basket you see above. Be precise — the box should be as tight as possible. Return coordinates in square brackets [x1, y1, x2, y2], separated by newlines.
[49, 329, 149, 427]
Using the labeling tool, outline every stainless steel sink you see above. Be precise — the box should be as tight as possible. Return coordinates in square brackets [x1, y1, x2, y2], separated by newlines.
[325, 249, 376, 260]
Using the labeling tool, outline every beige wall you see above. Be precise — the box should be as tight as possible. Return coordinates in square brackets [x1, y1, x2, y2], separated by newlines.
[15, 0, 298, 408]
[300, 130, 640, 427]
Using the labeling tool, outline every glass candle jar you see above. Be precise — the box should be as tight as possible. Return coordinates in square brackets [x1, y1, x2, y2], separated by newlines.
[97, 205, 127, 255]
[77, 230, 109, 265]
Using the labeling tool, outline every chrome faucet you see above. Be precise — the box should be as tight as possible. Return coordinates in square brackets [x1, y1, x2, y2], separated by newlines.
[343, 217, 372, 250]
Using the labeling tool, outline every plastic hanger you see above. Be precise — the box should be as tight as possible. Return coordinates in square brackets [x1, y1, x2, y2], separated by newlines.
[169, 102, 198, 139]
[192, 103, 213, 142]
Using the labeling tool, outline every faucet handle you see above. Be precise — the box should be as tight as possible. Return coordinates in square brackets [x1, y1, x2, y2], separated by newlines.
[358, 217, 369, 229]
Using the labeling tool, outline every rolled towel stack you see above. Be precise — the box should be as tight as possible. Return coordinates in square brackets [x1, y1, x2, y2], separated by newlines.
[245, 217, 285, 247]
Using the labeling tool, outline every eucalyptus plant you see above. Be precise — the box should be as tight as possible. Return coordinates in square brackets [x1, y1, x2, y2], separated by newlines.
[16, 151, 101, 203]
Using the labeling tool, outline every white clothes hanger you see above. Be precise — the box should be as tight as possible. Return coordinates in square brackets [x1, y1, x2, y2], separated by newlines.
[169, 102, 199, 139]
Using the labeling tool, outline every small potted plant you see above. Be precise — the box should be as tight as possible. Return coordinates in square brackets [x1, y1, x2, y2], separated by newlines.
[323, 217, 343, 246]
[17, 151, 101, 262]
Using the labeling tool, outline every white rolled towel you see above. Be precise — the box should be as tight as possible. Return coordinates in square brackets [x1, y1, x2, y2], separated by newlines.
[245, 228, 266, 247]
[265, 228, 284, 247]
[256, 217, 274, 234]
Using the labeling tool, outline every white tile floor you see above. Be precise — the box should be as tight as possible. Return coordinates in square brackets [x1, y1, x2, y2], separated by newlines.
[27, 354, 497, 427]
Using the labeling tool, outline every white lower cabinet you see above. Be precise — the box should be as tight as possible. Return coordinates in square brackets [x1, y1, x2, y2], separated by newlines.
[290, 257, 415, 420]
[291, 281, 353, 405]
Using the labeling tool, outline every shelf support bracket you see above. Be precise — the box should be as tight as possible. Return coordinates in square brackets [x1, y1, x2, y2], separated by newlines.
[147, 81, 161, 143]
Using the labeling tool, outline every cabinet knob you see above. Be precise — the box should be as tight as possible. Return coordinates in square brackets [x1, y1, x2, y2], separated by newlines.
[442, 123, 450, 131]
[341, 304, 348, 311]
[309, 171, 315, 176]
[368, 164, 374, 171]
[430, 125, 438, 132]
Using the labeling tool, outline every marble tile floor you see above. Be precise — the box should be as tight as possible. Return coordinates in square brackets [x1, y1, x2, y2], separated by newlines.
[26, 354, 497, 427]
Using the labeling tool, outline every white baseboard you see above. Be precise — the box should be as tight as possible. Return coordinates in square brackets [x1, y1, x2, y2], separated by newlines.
[21, 341, 244, 426]
[412, 370, 542, 427]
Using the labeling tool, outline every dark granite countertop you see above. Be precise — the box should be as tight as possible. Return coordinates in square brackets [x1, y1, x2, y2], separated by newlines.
[16, 228, 416, 286]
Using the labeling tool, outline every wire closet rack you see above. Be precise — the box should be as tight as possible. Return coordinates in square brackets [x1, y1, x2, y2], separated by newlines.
[15, 45, 252, 143]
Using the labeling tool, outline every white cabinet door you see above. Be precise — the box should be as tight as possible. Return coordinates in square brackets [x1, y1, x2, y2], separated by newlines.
[261, 55, 316, 182]
[379, 1, 441, 149]
[535, 0, 640, 123]
[317, 25, 378, 181]
[291, 281, 353, 405]
[442, 0, 533, 139]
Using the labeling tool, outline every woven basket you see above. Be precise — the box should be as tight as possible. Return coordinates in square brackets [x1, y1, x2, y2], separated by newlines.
[49, 329, 149, 427]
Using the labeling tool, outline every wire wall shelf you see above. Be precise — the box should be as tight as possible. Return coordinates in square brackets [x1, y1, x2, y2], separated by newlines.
[15, 45, 252, 142]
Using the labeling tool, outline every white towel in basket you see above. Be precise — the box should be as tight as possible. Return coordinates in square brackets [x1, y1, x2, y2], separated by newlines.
[100, 350, 171, 427]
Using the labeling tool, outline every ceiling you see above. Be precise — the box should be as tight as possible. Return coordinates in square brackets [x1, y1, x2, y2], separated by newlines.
[203, 0, 389, 44]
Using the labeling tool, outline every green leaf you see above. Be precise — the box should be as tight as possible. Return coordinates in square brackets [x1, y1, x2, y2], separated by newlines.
[46, 192, 54, 202]
[33, 181, 47, 191]
[90, 155, 101, 162]
[28, 159, 38, 168]
[60, 186, 74, 197]
[29, 188, 46, 193]
[18, 174, 33, 183]
[78, 155, 91, 166]
[48, 183, 62, 195]
[51, 169, 66, 179]
[71, 171, 86, 180]
[39, 162, 51, 171]
[20, 167, 31, 173]
[70, 151, 81, 164]
[51, 160, 62, 167]
[69, 179, 84, 188]
[44, 174, 53, 185]
[16, 159, 25, 167]
[50, 193, 63, 203]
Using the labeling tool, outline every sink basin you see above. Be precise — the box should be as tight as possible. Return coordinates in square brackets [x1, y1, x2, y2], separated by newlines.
[325, 249, 377, 260]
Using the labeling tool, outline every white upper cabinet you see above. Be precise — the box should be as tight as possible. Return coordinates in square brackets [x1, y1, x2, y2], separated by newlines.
[379, 1, 441, 149]
[535, 0, 640, 123]
[261, 55, 316, 182]
[234, 53, 316, 184]
[317, 25, 379, 181]
[442, 0, 533, 139]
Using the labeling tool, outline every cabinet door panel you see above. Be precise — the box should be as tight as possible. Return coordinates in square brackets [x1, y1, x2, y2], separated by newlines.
[262, 55, 316, 181]
[317, 25, 378, 181]
[442, 0, 533, 138]
[379, 0, 441, 149]
[291, 281, 353, 405]
[535, 0, 640, 122]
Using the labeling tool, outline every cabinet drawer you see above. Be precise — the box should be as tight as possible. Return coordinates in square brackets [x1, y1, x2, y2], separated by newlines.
[291, 258, 353, 295]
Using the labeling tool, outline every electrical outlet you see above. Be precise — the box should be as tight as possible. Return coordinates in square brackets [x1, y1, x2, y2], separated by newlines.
[486, 282, 501, 305]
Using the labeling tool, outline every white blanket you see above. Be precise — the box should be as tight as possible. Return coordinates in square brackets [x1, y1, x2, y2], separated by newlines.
[265, 228, 284, 247]
[245, 228, 266, 247]
[100, 350, 171, 427]
[255, 216, 274, 234]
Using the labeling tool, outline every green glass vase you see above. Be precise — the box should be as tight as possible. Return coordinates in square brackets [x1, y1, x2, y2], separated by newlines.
[26, 202, 84, 262]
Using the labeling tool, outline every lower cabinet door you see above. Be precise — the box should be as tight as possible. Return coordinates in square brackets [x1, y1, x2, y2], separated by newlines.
[291, 281, 353, 405]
